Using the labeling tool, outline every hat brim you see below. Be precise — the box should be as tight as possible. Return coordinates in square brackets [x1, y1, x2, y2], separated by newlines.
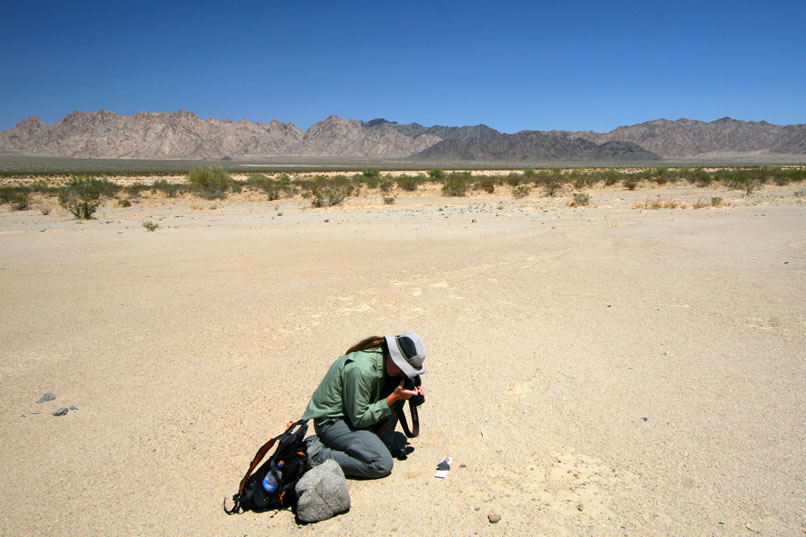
[385, 335, 425, 378]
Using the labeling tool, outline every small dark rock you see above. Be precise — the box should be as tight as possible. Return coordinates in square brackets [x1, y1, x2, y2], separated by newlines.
[488, 513, 502, 523]
[641, 417, 649, 422]
[52, 407, 68, 416]
[324, 219, 330, 223]
[37, 392, 55, 403]
[69, 405, 79, 411]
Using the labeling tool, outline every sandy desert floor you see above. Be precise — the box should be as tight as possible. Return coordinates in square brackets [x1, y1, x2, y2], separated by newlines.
[1, 184, 805, 536]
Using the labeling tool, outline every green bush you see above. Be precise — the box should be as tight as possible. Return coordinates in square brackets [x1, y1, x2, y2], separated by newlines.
[58, 176, 117, 219]
[302, 176, 354, 207]
[603, 169, 622, 186]
[396, 174, 421, 192]
[428, 168, 446, 180]
[383, 195, 396, 205]
[543, 180, 562, 197]
[30, 180, 49, 192]
[623, 177, 640, 191]
[10, 191, 31, 210]
[187, 166, 231, 199]
[379, 178, 395, 193]
[442, 172, 470, 197]
[569, 192, 590, 207]
[125, 182, 150, 197]
[512, 184, 532, 199]
[152, 179, 182, 198]
[65, 200, 100, 219]
[505, 173, 523, 187]
[246, 174, 279, 200]
[476, 176, 496, 193]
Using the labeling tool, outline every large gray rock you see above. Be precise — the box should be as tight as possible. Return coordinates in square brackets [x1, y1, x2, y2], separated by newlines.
[295, 459, 350, 523]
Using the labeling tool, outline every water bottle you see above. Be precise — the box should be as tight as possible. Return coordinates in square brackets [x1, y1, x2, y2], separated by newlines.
[262, 460, 284, 493]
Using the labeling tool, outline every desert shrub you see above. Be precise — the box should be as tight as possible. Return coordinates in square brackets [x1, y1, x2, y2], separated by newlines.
[63, 176, 119, 199]
[569, 192, 590, 207]
[633, 199, 686, 210]
[276, 174, 298, 197]
[476, 176, 496, 193]
[693, 199, 708, 209]
[396, 174, 420, 191]
[142, 221, 159, 232]
[512, 184, 532, 199]
[246, 174, 280, 200]
[442, 172, 470, 197]
[152, 179, 182, 198]
[685, 167, 713, 187]
[603, 168, 622, 186]
[505, 172, 523, 187]
[230, 179, 245, 193]
[649, 167, 669, 185]
[572, 171, 596, 190]
[64, 200, 100, 219]
[383, 195, 396, 205]
[428, 168, 446, 180]
[125, 182, 150, 197]
[523, 168, 537, 179]
[302, 175, 353, 207]
[10, 191, 31, 210]
[58, 176, 116, 219]
[543, 180, 562, 197]
[30, 180, 49, 192]
[353, 169, 381, 188]
[623, 176, 640, 190]
[119, 199, 132, 207]
[711, 197, 724, 207]
[379, 177, 395, 193]
[187, 166, 231, 199]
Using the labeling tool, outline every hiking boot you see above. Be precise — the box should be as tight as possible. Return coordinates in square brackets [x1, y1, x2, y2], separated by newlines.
[304, 435, 327, 469]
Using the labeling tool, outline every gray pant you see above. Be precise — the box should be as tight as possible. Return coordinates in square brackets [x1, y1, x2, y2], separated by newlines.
[312, 417, 398, 479]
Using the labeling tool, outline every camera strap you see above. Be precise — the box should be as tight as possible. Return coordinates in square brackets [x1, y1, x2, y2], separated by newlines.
[397, 401, 420, 438]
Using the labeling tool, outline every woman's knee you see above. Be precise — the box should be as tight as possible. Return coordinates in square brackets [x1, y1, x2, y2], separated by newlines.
[344, 440, 394, 478]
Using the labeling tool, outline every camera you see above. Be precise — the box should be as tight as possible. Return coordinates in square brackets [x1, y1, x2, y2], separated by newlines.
[403, 374, 424, 406]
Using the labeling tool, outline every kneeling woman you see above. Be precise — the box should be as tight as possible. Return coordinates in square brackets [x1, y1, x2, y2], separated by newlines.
[302, 331, 427, 478]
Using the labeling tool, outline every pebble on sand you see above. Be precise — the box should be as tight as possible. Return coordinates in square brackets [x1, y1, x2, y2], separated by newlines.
[52, 407, 69, 416]
[488, 513, 502, 523]
[37, 392, 56, 403]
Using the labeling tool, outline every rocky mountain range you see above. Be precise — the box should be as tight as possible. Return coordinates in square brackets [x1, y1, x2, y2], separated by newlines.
[0, 110, 803, 162]
[412, 132, 660, 162]
[552, 117, 806, 157]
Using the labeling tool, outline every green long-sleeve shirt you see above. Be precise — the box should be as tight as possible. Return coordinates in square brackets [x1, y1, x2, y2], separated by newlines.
[302, 348, 397, 428]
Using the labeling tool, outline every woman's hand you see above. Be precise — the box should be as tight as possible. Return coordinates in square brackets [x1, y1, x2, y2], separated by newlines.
[385, 380, 419, 406]
[415, 382, 426, 398]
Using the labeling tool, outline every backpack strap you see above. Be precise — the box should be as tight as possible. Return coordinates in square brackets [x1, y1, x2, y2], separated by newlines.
[224, 435, 278, 514]
[224, 419, 309, 515]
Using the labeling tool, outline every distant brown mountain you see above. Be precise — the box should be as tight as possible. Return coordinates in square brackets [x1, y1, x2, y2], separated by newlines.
[557, 117, 806, 158]
[0, 110, 441, 159]
[297, 116, 441, 157]
[0, 110, 803, 161]
[411, 132, 660, 162]
[0, 110, 305, 160]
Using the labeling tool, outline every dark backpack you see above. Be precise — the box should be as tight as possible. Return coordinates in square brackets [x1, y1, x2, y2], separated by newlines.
[224, 419, 309, 514]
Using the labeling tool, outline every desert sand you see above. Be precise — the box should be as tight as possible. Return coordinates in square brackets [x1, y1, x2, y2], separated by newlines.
[1, 183, 805, 536]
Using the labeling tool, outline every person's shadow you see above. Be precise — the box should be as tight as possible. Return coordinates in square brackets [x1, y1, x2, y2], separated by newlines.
[389, 432, 415, 460]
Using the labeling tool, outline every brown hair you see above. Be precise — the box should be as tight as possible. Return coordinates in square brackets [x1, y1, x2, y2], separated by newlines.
[345, 336, 387, 355]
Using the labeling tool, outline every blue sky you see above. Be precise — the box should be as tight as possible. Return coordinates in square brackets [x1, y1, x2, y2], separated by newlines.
[1, 0, 804, 133]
